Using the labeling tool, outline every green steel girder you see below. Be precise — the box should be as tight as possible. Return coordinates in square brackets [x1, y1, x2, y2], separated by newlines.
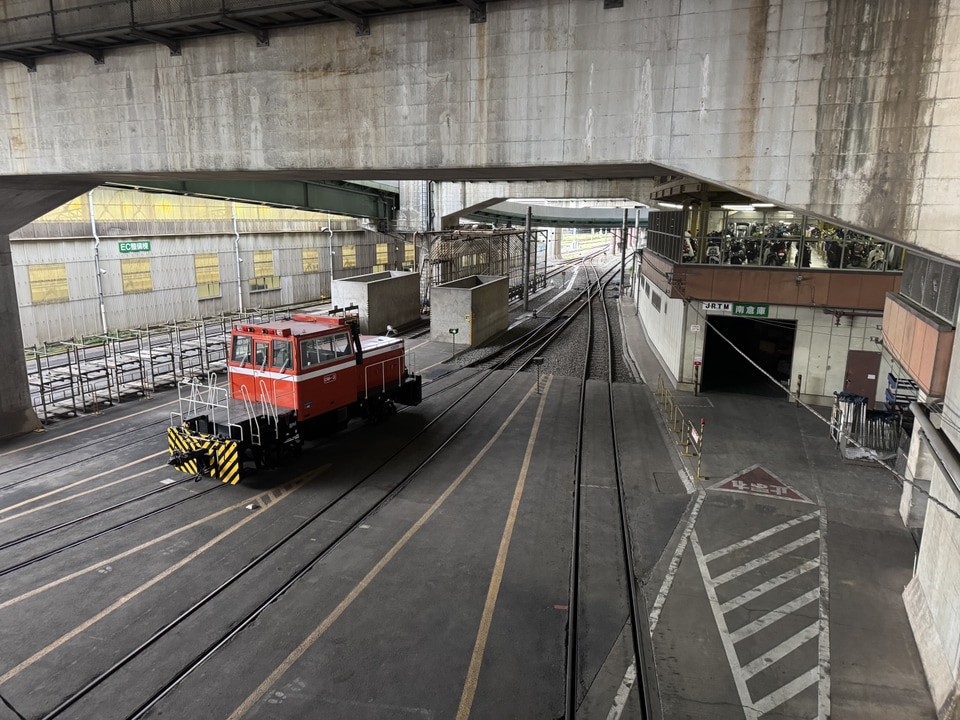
[106, 179, 397, 223]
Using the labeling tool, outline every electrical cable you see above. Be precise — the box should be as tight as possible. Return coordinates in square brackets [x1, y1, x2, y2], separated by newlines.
[687, 301, 960, 522]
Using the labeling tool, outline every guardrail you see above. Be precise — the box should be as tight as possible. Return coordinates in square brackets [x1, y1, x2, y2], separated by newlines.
[655, 375, 705, 481]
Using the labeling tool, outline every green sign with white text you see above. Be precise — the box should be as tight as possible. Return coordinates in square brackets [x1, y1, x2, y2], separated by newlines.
[732, 303, 769, 317]
[119, 241, 151, 253]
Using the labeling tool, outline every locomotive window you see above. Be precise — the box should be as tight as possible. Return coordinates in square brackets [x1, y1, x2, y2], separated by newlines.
[301, 337, 328, 369]
[333, 332, 352, 358]
[232, 335, 252, 364]
[255, 342, 269, 368]
[272, 340, 292, 370]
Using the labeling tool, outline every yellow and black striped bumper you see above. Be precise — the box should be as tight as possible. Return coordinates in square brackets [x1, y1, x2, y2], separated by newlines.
[167, 426, 242, 485]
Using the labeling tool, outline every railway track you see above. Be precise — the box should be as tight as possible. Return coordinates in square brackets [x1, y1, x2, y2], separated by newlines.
[0, 256, 656, 719]
[22, 359, 540, 718]
[565, 262, 654, 719]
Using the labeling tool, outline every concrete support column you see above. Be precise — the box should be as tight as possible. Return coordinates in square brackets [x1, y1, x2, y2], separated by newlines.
[0, 233, 40, 438]
[901, 424, 937, 528]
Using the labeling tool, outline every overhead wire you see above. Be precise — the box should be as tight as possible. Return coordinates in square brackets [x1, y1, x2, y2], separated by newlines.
[685, 300, 960, 523]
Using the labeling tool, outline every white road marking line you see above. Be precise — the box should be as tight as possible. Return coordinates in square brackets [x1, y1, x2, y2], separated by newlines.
[720, 559, 820, 613]
[710, 531, 819, 586]
[650, 490, 706, 633]
[606, 490, 708, 720]
[728, 588, 820, 643]
[704, 511, 820, 562]
[692, 529, 759, 719]
[817, 507, 831, 720]
[754, 667, 819, 715]
[605, 662, 636, 720]
[741, 622, 820, 678]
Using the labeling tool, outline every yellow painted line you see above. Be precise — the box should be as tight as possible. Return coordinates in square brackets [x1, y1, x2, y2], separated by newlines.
[0, 466, 159, 525]
[0, 470, 321, 684]
[0, 476, 309, 613]
[0, 399, 179, 457]
[0, 451, 166, 517]
[228, 380, 541, 720]
[456, 375, 553, 720]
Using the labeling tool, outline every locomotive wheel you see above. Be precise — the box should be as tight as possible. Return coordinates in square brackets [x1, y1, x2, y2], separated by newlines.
[365, 395, 394, 424]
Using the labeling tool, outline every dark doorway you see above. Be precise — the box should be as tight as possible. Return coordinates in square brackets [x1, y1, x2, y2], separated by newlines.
[700, 316, 797, 396]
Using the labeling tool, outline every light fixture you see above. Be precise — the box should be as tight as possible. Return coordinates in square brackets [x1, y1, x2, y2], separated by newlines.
[721, 204, 756, 211]
[752, 203, 776, 208]
[659, 202, 684, 209]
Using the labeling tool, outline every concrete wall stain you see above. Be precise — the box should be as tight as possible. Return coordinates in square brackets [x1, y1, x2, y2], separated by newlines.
[737, 0, 771, 184]
[813, 0, 938, 241]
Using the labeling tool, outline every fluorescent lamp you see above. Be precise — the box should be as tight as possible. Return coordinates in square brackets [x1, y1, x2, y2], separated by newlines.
[752, 203, 776, 208]
[658, 202, 684, 209]
[721, 204, 756, 211]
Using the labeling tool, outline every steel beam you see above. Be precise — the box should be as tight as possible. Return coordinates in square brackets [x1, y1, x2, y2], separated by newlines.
[129, 29, 182, 55]
[220, 17, 269, 45]
[0, 52, 35, 71]
[105, 179, 397, 222]
[455, 0, 487, 23]
[322, 3, 371, 36]
[50, 38, 103, 64]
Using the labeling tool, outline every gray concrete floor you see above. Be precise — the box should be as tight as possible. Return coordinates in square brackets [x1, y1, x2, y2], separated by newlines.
[618, 292, 934, 720]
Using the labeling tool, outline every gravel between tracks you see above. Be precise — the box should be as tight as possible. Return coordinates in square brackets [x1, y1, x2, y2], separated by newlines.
[449, 266, 639, 383]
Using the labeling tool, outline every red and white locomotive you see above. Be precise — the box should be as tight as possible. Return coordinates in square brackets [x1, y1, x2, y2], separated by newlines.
[168, 313, 422, 483]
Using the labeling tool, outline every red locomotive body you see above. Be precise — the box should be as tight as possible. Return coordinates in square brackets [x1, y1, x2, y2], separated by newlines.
[168, 313, 421, 483]
[228, 314, 421, 428]
[228, 315, 416, 423]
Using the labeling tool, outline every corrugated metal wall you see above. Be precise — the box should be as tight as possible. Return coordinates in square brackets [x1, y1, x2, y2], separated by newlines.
[12, 188, 416, 346]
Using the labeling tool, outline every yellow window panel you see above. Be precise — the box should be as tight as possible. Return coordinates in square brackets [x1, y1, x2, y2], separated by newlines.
[302, 248, 319, 273]
[250, 275, 280, 292]
[198, 282, 221, 299]
[253, 250, 275, 278]
[28, 263, 69, 304]
[376, 243, 389, 264]
[194, 253, 220, 285]
[405, 243, 416, 263]
[121, 258, 153, 294]
[341, 245, 357, 269]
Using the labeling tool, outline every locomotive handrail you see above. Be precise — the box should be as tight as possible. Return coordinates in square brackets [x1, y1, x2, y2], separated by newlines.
[258, 378, 280, 439]
[239, 385, 261, 448]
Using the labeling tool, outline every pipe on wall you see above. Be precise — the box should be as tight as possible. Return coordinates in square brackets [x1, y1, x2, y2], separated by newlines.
[232, 202, 242, 313]
[88, 191, 108, 335]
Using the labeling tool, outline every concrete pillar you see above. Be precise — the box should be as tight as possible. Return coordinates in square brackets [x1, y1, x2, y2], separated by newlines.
[0, 233, 40, 438]
[901, 424, 936, 528]
[0, 178, 95, 440]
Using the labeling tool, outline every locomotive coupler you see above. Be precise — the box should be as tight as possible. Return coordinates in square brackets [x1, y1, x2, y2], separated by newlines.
[168, 447, 213, 479]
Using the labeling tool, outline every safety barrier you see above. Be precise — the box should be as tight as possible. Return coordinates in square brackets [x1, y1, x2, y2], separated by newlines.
[655, 375, 706, 481]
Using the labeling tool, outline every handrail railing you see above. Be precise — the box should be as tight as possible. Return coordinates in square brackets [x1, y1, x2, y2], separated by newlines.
[656, 375, 705, 481]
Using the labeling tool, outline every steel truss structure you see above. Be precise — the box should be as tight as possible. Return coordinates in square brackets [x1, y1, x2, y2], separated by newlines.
[421, 228, 548, 302]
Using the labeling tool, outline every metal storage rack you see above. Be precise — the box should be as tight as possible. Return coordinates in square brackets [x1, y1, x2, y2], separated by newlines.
[23, 307, 301, 424]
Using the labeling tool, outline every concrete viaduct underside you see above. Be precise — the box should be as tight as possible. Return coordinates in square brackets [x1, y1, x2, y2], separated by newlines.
[0, 0, 956, 437]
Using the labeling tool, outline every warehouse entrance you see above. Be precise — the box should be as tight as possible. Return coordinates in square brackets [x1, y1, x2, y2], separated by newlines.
[700, 316, 797, 396]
